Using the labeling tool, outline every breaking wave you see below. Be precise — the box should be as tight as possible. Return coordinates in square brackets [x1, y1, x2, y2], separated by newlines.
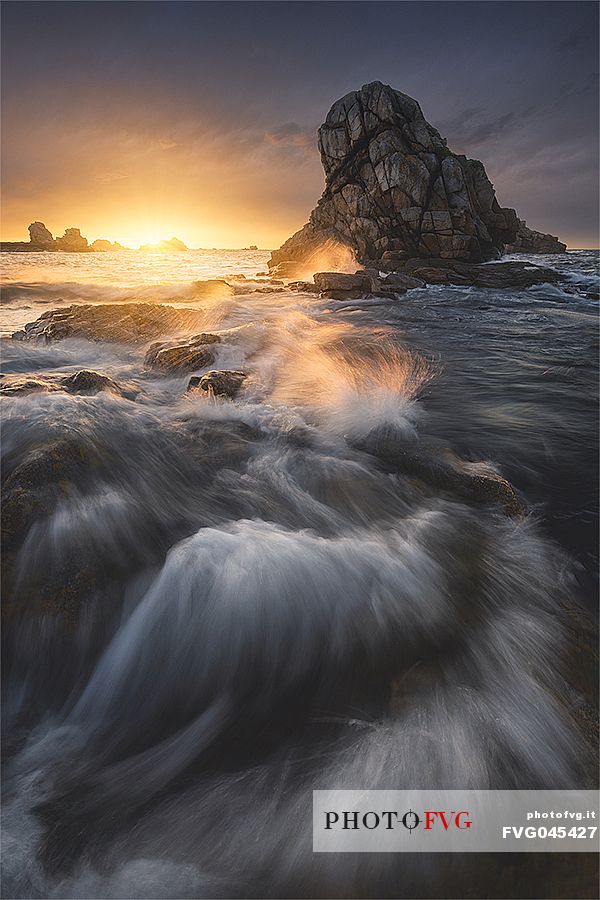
[1, 249, 597, 898]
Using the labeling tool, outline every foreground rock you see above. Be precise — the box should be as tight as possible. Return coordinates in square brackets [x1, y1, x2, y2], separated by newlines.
[1, 437, 100, 549]
[268, 81, 565, 272]
[187, 370, 247, 398]
[358, 427, 525, 518]
[401, 257, 562, 288]
[145, 333, 221, 373]
[505, 219, 567, 254]
[0, 370, 139, 399]
[288, 280, 321, 294]
[308, 259, 557, 297]
[12, 303, 208, 344]
[312, 269, 424, 299]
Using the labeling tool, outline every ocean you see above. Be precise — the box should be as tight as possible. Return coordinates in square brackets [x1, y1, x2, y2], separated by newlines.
[1, 248, 598, 898]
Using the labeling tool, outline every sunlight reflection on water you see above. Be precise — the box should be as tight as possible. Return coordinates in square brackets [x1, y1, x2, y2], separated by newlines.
[1, 248, 272, 286]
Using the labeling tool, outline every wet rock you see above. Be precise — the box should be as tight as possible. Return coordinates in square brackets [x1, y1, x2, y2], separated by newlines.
[12, 303, 208, 344]
[1, 437, 98, 546]
[62, 370, 139, 398]
[379, 272, 425, 290]
[313, 268, 425, 299]
[400, 257, 563, 289]
[0, 376, 54, 397]
[288, 281, 321, 293]
[249, 286, 286, 294]
[313, 272, 371, 293]
[0, 435, 128, 649]
[358, 428, 525, 518]
[505, 220, 567, 254]
[269, 81, 540, 270]
[187, 370, 247, 398]
[0, 370, 139, 399]
[144, 333, 221, 373]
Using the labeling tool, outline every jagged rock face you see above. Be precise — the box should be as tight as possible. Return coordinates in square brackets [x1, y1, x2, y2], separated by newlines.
[55, 227, 89, 251]
[28, 221, 55, 248]
[270, 82, 524, 269]
[505, 219, 567, 254]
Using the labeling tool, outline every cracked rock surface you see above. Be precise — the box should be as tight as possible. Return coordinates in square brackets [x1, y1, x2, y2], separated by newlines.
[269, 81, 564, 270]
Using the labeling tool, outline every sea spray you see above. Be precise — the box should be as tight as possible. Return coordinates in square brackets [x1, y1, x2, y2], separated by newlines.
[1, 249, 597, 898]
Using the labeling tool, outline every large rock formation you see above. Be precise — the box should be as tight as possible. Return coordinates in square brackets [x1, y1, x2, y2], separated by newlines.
[269, 82, 564, 272]
[28, 221, 55, 248]
[505, 219, 567, 254]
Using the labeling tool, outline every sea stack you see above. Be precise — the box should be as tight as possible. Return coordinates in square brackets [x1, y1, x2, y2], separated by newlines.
[269, 82, 565, 272]
[28, 221, 55, 248]
[55, 227, 89, 252]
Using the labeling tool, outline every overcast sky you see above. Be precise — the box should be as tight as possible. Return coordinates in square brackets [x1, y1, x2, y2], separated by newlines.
[2, 1, 598, 248]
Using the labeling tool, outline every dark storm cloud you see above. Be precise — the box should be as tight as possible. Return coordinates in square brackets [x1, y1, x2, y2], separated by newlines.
[1, 1, 598, 246]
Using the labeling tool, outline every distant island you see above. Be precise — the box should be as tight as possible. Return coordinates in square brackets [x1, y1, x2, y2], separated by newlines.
[1, 222, 126, 253]
[0, 223, 190, 253]
[138, 236, 188, 252]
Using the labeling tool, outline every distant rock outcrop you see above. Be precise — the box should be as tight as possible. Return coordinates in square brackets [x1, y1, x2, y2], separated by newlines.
[55, 227, 88, 252]
[28, 221, 55, 248]
[140, 236, 188, 252]
[505, 219, 567, 254]
[2, 221, 95, 252]
[91, 239, 126, 252]
[269, 82, 565, 273]
[2, 222, 129, 253]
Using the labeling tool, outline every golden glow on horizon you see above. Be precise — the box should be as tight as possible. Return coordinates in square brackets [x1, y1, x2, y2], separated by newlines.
[0, 212, 286, 251]
[121, 225, 174, 249]
[3, 215, 594, 251]
[0, 199, 593, 252]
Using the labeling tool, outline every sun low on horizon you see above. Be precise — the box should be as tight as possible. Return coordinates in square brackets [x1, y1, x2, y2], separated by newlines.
[0, 208, 293, 251]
